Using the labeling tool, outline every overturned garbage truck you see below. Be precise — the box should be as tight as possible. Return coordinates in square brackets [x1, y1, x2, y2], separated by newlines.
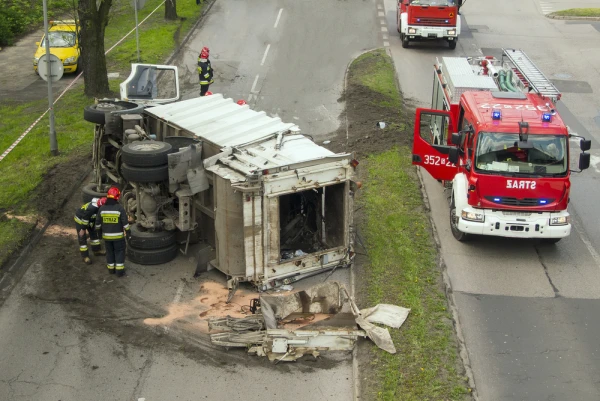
[83, 64, 358, 292]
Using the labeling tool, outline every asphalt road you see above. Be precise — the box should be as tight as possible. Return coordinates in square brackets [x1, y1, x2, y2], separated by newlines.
[383, 0, 600, 399]
[0, 0, 381, 400]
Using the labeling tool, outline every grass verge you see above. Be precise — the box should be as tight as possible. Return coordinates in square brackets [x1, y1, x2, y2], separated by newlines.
[350, 50, 471, 400]
[0, 1, 206, 267]
[549, 8, 600, 17]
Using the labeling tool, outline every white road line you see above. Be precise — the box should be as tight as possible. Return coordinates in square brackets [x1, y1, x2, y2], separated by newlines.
[377, 4, 383, 9]
[274, 8, 283, 28]
[573, 221, 600, 268]
[382, 33, 389, 40]
[378, 11, 385, 17]
[381, 26, 388, 32]
[380, 19, 386, 25]
[383, 41, 390, 47]
[251, 74, 260, 93]
[261, 44, 271, 66]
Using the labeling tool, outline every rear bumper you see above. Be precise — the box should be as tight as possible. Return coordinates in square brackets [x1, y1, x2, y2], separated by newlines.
[406, 25, 458, 40]
[457, 207, 571, 239]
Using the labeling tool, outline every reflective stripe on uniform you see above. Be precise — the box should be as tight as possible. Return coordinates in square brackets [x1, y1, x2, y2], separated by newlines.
[74, 216, 89, 225]
[103, 232, 124, 239]
[107, 264, 115, 270]
[80, 245, 88, 251]
[90, 239, 100, 245]
[115, 263, 125, 271]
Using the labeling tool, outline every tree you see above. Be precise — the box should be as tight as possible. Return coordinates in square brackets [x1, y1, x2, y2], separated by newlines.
[165, 0, 177, 20]
[78, 0, 113, 97]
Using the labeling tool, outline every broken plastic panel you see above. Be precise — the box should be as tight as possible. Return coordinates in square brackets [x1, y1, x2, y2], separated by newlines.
[120, 63, 180, 106]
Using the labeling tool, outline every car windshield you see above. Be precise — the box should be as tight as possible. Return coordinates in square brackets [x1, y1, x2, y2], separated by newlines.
[409, 0, 456, 6]
[475, 132, 568, 176]
[41, 31, 76, 48]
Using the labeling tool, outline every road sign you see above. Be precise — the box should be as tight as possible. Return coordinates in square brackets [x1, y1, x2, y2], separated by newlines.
[38, 54, 64, 82]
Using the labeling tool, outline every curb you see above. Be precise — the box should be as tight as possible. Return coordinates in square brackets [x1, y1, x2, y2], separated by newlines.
[386, 47, 480, 400]
[546, 15, 600, 20]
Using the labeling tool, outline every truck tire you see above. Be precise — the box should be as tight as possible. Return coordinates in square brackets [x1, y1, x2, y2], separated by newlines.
[81, 182, 109, 203]
[542, 238, 561, 244]
[126, 243, 178, 265]
[449, 40, 457, 50]
[128, 223, 177, 249]
[450, 197, 469, 242]
[121, 141, 173, 167]
[84, 100, 139, 125]
[401, 33, 409, 48]
[121, 163, 169, 183]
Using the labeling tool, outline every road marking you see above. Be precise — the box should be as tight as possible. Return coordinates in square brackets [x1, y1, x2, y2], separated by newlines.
[378, 11, 385, 17]
[381, 26, 388, 32]
[261, 44, 271, 66]
[382, 33, 388, 40]
[164, 280, 185, 333]
[251, 74, 260, 93]
[573, 220, 600, 268]
[377, 4, 383, 9]
[274, 8, 283, 28]
[380, 19, 386, 25]
[383, 41, 390, 47]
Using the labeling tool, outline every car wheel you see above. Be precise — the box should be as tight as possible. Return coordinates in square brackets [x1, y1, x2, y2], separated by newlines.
[126, 243, 179, 265]
[449, 40, 457, 50]
[401, 33, 409, 48]
[450, 197, 469, 241]
[121, 141, 173, 167]
[83, 100, 139, 125]
[121, 163, 169, 183]
[128, 223, 177, 249]
[81, 182, 109, 203]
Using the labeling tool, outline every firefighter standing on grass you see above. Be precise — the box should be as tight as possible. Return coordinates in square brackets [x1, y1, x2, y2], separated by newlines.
[75, 197, 106, 265]
[197, 46, 214, 96]
[95, 187, 131, 277]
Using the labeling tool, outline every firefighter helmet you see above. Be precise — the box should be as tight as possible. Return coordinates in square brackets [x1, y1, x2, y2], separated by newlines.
[202, 46, 210, 55]
[107, 187, 121, 200]
[97, 197, 107, 207]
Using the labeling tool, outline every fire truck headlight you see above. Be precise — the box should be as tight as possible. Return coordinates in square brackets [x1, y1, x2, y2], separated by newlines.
[447, 29, 456, 35]
[461, 210, 484, 222]
[408, 28, 417, 34]
[550, 216, 569, 226]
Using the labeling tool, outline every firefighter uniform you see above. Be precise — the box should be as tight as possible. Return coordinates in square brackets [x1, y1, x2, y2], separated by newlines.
[95, 198, 130, 276]
[197, 57, 214, 96]
[74, 199, 103, 263]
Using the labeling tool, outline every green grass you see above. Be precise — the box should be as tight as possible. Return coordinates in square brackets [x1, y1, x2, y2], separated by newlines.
[550, 8, 600, 17]
[0, 0, 205, 268]
[362, 150, 470, 400]
[351, 49, 470, 400]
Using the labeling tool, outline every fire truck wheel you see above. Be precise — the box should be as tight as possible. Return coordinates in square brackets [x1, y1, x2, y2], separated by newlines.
[401, 34, 409, 48]
[121, 141, 173, 167]
[128, 223, 177, 249]
[448, 40, 457, 50]
[121, 163, 169, 183]
[542, 238, 562, 244]
[126, 243, 178, 265]
[81, 182, 109, 203]
[83, 100, 139, 125]
[450, 197, 469, 241]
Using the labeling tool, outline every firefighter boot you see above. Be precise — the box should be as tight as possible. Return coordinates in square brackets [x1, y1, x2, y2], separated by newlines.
[83, 257, 92, 265]
[94, 250, 106, 256]
[116, 269, 125, 278]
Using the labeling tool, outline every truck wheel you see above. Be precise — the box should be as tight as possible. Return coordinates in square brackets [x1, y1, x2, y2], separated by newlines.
[542, 238, 561, 244]
[126, 243, 178, 265]
[83, 100, 139, 125]
[81, 182, 109, 203]
[397, 16, 401, 33]
[128, 223, 177, 249]
[450, 197, 469, 242]
[121, 163, 169, 183]
[401, 33, 409, 48]
[121, 141, 173, 167]
[448, 40, 457, 50]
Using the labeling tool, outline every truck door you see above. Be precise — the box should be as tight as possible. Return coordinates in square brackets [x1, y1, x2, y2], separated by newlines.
[119, 64, 180, 106]
[412, 108, 459, 181]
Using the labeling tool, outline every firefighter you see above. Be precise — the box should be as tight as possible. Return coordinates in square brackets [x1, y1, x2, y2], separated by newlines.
[95, 187, 131, 277]
[197, 46, 214, 96]
[75, 197, 106, 265]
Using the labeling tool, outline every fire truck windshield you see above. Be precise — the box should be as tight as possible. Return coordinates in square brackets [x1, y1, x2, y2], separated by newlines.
[475, 132, 567, 176]
[409, 0, 456, 6]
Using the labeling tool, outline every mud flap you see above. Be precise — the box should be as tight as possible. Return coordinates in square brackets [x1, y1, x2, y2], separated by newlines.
[412, 108, 459, 181]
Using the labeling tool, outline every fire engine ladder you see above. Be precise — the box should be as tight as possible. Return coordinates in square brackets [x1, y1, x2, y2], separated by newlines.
[502, 49, 561, 102]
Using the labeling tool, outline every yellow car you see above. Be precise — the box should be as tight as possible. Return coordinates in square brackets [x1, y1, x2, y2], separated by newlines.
[33, 20, 80, 75]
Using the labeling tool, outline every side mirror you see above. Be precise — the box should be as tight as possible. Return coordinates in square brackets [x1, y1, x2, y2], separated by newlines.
[448, 147, 459, 165]
[580, 139, 592, 152]
[579, 152, 590, 171]
[451, 132, 462, 146]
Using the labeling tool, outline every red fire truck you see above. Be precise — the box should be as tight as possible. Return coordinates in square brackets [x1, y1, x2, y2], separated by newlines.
[412, 49, 591, 243]
[396, 0, 463, 49]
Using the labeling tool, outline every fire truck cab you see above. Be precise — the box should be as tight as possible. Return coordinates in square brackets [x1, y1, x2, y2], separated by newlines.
[396, 0, 462, 49]
[412, 49, 591, 243]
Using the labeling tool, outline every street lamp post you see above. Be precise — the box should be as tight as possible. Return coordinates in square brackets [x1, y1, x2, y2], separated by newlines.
[42, 0, 59, 156]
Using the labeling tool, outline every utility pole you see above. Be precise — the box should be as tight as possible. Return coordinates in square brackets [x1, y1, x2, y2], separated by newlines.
[134, 0, 141, 62]
[42, 0, 59, 156]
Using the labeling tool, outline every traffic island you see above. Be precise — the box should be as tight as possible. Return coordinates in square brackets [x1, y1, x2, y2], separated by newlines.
[547, 8, 600, 20]
[337, 49, 472, 400]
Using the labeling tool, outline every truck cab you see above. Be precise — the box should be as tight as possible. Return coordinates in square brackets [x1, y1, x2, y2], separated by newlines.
[412, 49, 591, 243]
[396, 0, 461, 49]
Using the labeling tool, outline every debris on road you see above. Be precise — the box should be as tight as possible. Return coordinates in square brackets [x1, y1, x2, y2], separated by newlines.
[208, 281, 410, 362]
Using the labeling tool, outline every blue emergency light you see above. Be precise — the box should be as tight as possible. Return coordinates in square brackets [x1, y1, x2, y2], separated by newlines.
[445, 19, 449, 23]
[542, 113, 552, 122]
[493, 197, 501, 202]
[417, 18, 421, 22]
[539, 199, 548, 205]
[492, 109, 502, 120]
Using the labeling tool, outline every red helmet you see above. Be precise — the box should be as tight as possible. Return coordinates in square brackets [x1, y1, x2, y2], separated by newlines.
[97, 197, 107, 207]
[107, 187, 121, 200]
[200, 50, 209, 59]
[202, 46, 210, 54]
[237, 100, 247, 106]
[205, 91, 213, 96]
